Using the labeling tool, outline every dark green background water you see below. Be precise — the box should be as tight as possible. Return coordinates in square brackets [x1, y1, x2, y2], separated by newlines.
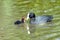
[0, 0, 60, 40]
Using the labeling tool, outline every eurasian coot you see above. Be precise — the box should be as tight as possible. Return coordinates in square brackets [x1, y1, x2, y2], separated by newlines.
[27, 12, 53, 24]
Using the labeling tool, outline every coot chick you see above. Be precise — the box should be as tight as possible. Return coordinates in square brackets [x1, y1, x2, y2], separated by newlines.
[14, 17, 25, 25]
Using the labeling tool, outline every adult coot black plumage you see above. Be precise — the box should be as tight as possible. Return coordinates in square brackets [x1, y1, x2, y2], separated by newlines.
[27, 12, 53, 24]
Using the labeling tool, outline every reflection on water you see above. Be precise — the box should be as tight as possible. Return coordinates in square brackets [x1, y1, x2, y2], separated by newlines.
[16, 22, 57, 40]
[17, 22, 54, 34]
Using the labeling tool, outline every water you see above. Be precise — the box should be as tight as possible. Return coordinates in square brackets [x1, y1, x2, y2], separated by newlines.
[0, 0, 60, 40]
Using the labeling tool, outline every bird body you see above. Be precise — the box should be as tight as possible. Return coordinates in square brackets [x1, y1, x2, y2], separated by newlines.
[30, 16, 53, 24]
[14, 17, 25, 25]
[27, 12, 53, 24]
